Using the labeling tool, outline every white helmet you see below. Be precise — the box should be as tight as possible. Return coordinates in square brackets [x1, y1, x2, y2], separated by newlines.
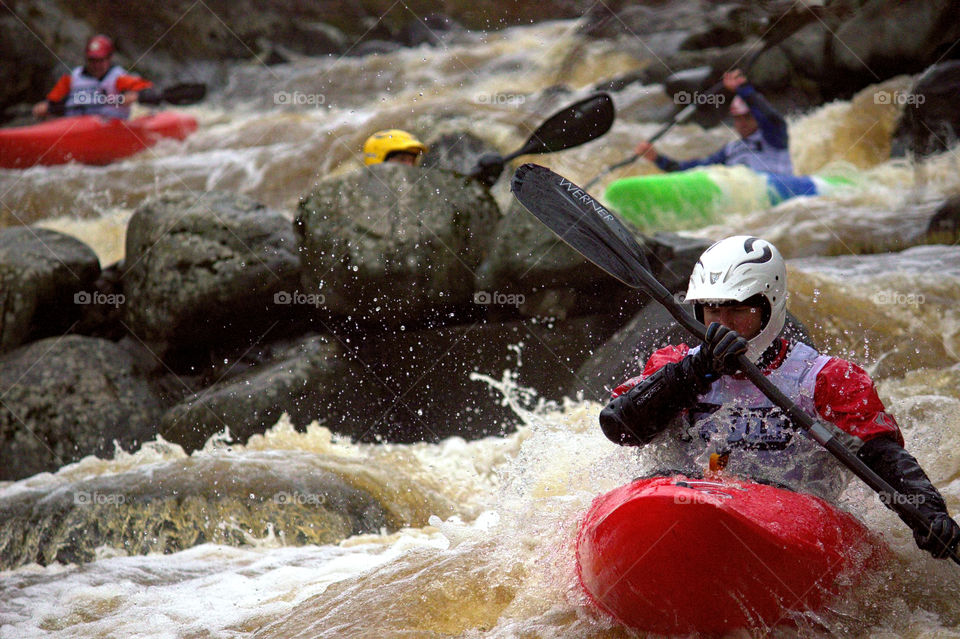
[685, 236, 787, 362]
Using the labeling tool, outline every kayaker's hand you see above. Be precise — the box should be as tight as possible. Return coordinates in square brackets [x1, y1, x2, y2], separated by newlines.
[635, 141, 658, 162]
[32, 101, 50, 119]
[122, 91, 139, 106]
[470, 152, 505, 188]
[723, 69, 747, 93]
[689, 322, 749, 378]
[914, 512, 960, 559]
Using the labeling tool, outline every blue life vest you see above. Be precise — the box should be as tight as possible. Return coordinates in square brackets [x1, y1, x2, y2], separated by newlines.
[722, 130, 793, 175]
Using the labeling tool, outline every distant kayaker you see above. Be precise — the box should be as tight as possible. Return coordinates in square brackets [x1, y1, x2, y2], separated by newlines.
[31, 35, 155, 121]
[600, 235, 960, 560]
[635, 69, 794, 176]
[362, 129, 428, 166]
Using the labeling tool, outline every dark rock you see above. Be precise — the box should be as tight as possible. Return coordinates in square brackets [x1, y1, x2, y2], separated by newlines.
[827, 0, 960, 98]
[75, 261, 126, 340]
[347, 40, 403, 57]
[397, 13, 464, 47]
[0, 227, 100, 354]
[679, 24, 744, 51]
[892, 61, 960, 158]
[122, 190, 300, 360]
[475, 198, 637, 320]
[0, 335, 165, 481]
[296, 165, 501, 328]
[0, 453, 455, 569]
[419, 131, 500, 176]
[350, 314, 626, 442]
[646, 232, 713, 294]
[158, 334, 367, 453]
[924, 196, 960, 244]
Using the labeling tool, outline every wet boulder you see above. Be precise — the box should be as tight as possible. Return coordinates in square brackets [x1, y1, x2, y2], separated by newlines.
[122, 191, 300, 360]
[296, 164, 501, 327]
[0, 227, 100, 354]
[0, 451, 456, 570]
[351, 314, 625, 442]
[0, 335, 165, 481]
[924, 196, 960, 244]
[419, 131, 499, 177]
[159, 334, 372, 453]
[827, 0, 960, 97]
[475, 199, 637, 320]
[892, 61, 960, 158]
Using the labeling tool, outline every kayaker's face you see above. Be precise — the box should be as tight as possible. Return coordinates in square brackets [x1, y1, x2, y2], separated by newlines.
[385, 151, 421, 166]
[85, 56, 112, 79]
[733, 113, 758, 139]
[702, 303, 764, 340]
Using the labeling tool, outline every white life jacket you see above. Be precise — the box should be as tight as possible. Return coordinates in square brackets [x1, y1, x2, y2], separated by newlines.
[722, 130, 794, 175]
[642, 342, 851, 502]
[64, 65, 131, 119]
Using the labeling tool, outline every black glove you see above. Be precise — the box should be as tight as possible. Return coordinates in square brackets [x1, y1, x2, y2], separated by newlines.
[858, 436, 960, 560]
[914, 513, 960, 559]
[469, 152, 505, 188]
[684, 322, 750, 380]
[600, 359, 704, 446]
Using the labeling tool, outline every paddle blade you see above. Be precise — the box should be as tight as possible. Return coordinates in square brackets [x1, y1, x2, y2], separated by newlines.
[507, 93, 614, 160]
[161, 83, 207, 105]
[510, 163, 649, 289]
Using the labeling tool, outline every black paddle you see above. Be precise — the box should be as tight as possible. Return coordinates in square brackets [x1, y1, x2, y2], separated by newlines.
[583, 5, 823, 190]
[47, 82, 207, 116]
[469, 92, 614, 187]
[511, 162, 960, 566]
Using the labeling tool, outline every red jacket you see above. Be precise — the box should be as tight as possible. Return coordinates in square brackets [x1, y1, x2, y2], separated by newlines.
[46, 72, 152, 102]
[612, 338, 904, 446]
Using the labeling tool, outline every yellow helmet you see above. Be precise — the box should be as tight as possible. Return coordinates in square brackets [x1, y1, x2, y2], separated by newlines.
[362, 129, 428, 165]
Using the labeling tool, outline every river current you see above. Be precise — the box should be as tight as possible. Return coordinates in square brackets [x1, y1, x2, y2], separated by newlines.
[1, 18, 959, 639]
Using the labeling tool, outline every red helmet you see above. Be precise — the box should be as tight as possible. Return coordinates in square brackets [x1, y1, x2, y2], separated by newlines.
[85, 35, 114, 59]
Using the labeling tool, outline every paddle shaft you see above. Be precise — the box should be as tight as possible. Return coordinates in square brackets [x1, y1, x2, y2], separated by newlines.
[583, 102, 696, 189]
[46, 83, 205, 116]
[512, 163, 960, 566]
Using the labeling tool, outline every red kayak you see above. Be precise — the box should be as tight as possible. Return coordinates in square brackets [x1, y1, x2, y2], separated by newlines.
[0, 112, 197, 169]
[576, 476, 883, 635]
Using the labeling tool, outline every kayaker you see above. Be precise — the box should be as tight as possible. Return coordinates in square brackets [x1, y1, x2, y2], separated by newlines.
[31, 35, 155, 121]
[599, 235, 960, 560]
[362, 129, 428, 166]
[635, 69, 794, 176]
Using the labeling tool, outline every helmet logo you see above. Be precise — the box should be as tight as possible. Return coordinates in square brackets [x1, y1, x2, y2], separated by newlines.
[741, 237, 772, 265]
